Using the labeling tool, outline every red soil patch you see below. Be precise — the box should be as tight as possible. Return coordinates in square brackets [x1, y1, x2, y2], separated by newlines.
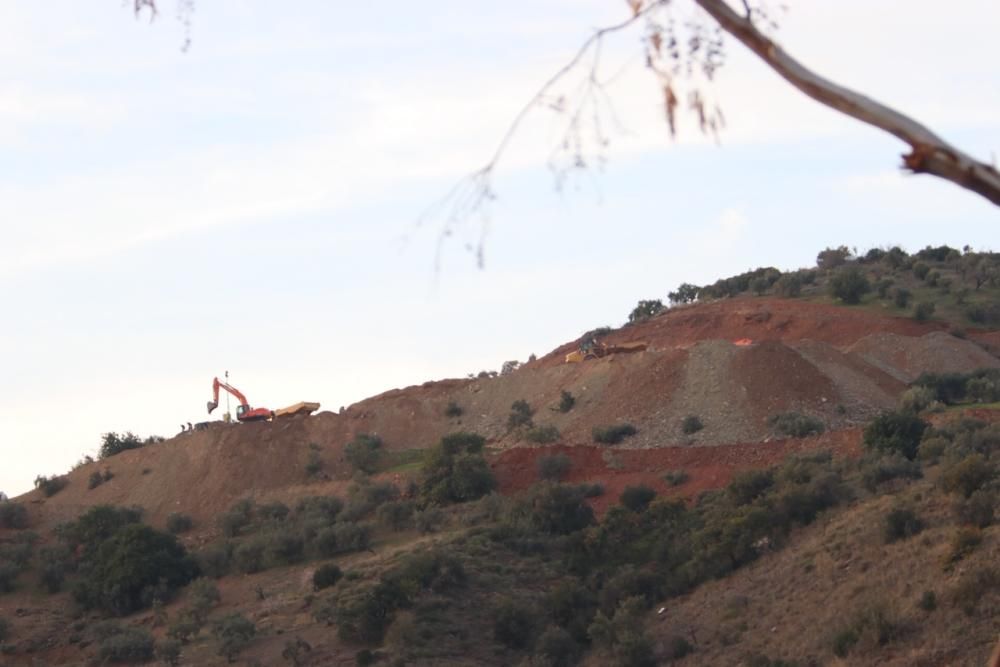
[492, 429, 862, 515]
[730, 340, 840, 423]
[533, 298, 946, 369]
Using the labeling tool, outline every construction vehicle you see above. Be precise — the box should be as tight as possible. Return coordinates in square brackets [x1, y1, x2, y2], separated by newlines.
[207, 377, 274, 422]
[565, 339, 648, 363]
[273, 401, 321, 419]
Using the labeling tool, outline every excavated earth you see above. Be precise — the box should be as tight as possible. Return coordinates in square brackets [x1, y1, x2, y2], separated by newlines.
[11, 298, 1000, 532]
[3, 297, 1000, 666]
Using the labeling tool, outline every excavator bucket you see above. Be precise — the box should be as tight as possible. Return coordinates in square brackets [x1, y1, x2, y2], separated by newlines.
[207, 400, 218, 414]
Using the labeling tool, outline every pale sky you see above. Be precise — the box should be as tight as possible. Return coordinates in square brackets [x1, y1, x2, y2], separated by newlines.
[2, 1, 998, 496]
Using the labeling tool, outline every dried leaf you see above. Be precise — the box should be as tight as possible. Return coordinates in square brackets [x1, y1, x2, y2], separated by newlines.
[663, 83, 678, 138]
[650, 31, 663, 56]
[627, 0, 644, 17]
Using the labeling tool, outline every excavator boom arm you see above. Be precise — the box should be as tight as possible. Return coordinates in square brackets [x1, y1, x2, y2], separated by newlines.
[207, 376, 251, 414]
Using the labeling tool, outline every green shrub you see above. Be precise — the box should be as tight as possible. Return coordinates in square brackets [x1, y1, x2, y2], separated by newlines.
[525, 424, 560, 444]
[439, 432, 486, 454]
[33, 475, 68, 497]
[0, 563, 18, 593]
[913, 262, 930, 279]
[195, 543, 233, 579]
[305, 448, 324, 477]
[536, 625, 581, 667]
[529, 484, 595, 535]
[345, 434, 383, 475]
[444, 401, 464, 418]
[817, 246, 852, 270]
[863, 411, 928, 460]
[376, 500, 415, 531]
[166, 611, 203, 644]
[97, 626, 155, 663]
[592, 424, 637, 445]
[421, 433, 496, 504]
[775, 273, 803, 297]
[217, 499, 254, 537]
[941, 454, 996, 498]
[99, 432, 145, 459]
[628, 299, 665, 324]
[874, 278, 894, 298]
[918, 590, 937, 612]
[38, 545, 71, 593]
[898, 386, 938, 414]
[313, 563, 342, 591]
[768, 412, 824, 438]
[663, 470, 690, 486]
[64, 505, 143, 557]
[913, 301, 936, 322]
[212, 613, 256, 663]
[620, 486, 656, 512]
[264, 528, 305, 565]
[681, 415, 704, 435]
[728, 469, 774, 505]
[537, 453, 571, 481]
[346, 480, 399, 519]
[893, 287, 912, 308]
[544, 580, 598, 643]
[0, 503, 27, 530]
[493, 598, 537, 649]
[829, 266, 871, 304]
[355, 649, 376, 666]
[508, 400, 535, 430]
[166, 513, 193, 534]
[967, 302, 1000, 326]
[557, 390, 576, 413]
[188, 578, 221, 619]
[74, 524, 198, 615]
[232, 539, 266, 574]
[414, 508, 446, 534]
[665, 635, 694, 659]
[313, 522, 372, 557]
[88, 471, 105, 490]
[669, 283, 700, 304]
[258, 501, 290, 523]
[588, 597, 656, 667]
[296, 495, 344, 524]
[860, 455, 922, 492]
[0, 616, 7, 642]
[918, 435, 948, 463]
[883, 507, 924, 543]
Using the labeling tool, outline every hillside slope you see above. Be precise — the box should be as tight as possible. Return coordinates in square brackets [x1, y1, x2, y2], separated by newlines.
[1, 296, 999, 667]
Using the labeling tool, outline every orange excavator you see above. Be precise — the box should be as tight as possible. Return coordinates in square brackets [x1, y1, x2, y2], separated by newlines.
[207, 377, 274, 422]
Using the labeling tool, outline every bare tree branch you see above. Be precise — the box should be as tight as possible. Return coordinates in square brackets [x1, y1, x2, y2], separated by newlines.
[419, 4, 660, 268]
[693, 0, 1000, 207]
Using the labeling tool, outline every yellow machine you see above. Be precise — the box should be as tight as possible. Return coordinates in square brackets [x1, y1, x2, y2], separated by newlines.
[273, 402, 321, 419]
[565, 340, 648, 363]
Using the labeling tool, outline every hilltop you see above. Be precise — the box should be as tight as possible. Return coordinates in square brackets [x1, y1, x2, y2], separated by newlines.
[1, 244, 999, 666]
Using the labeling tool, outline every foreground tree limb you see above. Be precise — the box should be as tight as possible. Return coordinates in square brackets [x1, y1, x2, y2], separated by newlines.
[693, 0, 1000, 207]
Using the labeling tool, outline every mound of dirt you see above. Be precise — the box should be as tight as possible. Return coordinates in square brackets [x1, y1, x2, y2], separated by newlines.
[534, 298, 946, 369]
[13, 299, 1000, 537]
[848, 330, 1000, 382]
